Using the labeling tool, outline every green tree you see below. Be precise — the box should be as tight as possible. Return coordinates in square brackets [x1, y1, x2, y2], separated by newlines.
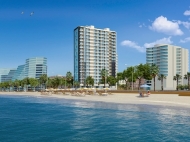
[66, 71, 73, 88]
[173, 74, 182, 91]
[100, 69, 108, 88]
[39, 74, 48, 90]
[21, 77, 30, 91]
[158, 74, 166, 91]
[13, 79, 21, 91]
[116, 72, 124, 83]
[8, 81, 13, 91]
[86, 76, 94, 87]
[184, 72, 190, 90]
[136, 64, 152, 90]
[29, 78, 39, 91]
[73, 81, 80, 89]
[150, 64, 159, 91]
[51, 77, 61, 88]
[107, 76, 116, 86]
[46, 78, 51, 88]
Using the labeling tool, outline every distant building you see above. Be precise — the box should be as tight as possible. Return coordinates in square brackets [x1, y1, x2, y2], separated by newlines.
[74, 25, 118, 87]
[146, 44, 189, 90]
[0, 57, 47, 83]
[24, 57, 47, 79]
[0, 69, 16, 83]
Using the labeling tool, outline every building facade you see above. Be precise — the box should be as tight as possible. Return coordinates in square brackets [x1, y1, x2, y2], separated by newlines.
[24, 57, 47, 79]
[0, 69, 16, 83]
[74, 25, 117, 87]
[0, 57, 47, 83]
[146, 44, 189, 90]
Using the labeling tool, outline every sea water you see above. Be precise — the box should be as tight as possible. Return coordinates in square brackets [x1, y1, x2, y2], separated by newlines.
[0, 95, 190, 142]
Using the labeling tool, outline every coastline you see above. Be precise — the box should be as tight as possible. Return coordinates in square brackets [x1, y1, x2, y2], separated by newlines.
[0, 92, 190, 108]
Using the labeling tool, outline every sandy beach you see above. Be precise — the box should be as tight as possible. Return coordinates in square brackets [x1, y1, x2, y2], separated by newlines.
[0, 92, 190, 108]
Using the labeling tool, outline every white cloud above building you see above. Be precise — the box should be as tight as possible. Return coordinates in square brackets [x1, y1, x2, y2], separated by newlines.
[144, 37, 173, 48]
[121, 37, 173, 52]
[180, 37, 190, 43]
[149, 16, 183, 36]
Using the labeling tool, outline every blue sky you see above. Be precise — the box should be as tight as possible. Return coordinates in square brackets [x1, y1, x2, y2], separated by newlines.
[1, 0, 190, 76]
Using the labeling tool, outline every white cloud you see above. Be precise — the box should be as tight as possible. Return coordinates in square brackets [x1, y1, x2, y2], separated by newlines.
[138, 23, 146, 28]
[121, 37, 173, 52]
[121, 40, 145, 52]
[180, 37, 190, 43]
[149, 16, 183, 36]
[144, 37, 173, 48]
[184, 10, 190, 16]
[177, 20, 190, 29]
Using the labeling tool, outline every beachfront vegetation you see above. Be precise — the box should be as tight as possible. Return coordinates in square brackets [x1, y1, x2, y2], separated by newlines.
[100, 69, 108, 88]
[158, 74, 166, 91]
[150, 64, 159, 91]
[0, 73, 75, 92]
[173, 74, 182, 91]
[184, 72, 190, 90]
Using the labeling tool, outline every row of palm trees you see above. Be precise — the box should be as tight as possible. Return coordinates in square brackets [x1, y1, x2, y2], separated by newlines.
[117, 63, 190, 91]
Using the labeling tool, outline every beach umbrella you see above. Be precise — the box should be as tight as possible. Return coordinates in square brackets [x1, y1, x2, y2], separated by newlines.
[140, 84, 150, 92]
[140, 84, 150, 88]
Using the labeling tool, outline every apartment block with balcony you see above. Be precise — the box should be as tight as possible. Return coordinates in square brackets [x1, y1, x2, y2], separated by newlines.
[74, 25, 118, 87]
[146, 44, 189, 90]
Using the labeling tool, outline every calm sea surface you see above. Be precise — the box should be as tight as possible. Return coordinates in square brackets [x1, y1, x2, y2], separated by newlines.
[0, 94, 190, 142]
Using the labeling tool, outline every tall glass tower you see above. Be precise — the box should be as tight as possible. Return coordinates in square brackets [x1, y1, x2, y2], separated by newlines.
[74, 25, 117, 87]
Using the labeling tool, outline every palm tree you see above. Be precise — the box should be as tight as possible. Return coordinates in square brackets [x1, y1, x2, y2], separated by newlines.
[136, 64, 145, 90]
[73, 81, 80, 89]
[184, 72, 190, 90]
[39, 74, 48, 90]
[158, 74, 166, 91]
[173, 74, 182, 91]
[85, 76, 94, 87]
[150, 64, 159, 91]
[100, 69, 108, 88]
[66, 71, 73, 88]
[52, 77, 62, 88]
[22, 77, 30, 91]
[107, 76, 116, 86]
[14, 79, 21, 91]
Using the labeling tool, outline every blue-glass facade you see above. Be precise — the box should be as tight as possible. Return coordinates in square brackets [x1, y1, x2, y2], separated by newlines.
[146, 45, 168, 76]
[0, 57, 47, 83]
[0, 69, 16, 83]
[25, 57, 47, 79]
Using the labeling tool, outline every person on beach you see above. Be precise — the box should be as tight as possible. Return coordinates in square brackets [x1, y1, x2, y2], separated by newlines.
[147, 90, 150, 95]
[140, 92, 144, 97]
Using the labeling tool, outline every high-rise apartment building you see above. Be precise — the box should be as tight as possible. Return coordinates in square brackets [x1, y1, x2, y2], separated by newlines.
[146, 44, 189, 90]
[74, 25, 117, 86]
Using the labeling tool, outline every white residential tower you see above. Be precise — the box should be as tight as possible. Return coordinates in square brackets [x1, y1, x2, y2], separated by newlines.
[74, 25, 117, 87]
[146, 44, 189, 90]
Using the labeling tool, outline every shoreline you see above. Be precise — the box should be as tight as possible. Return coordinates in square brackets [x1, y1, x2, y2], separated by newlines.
[0, 92, 190, 108]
